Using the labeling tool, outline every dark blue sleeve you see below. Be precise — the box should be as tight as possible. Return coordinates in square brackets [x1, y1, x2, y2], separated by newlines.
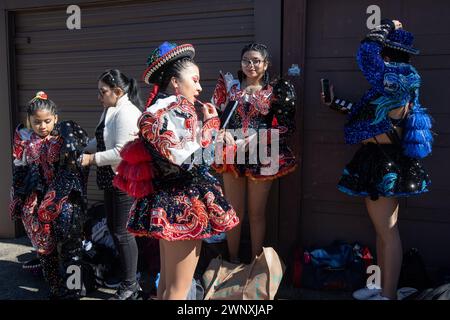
[356, 40, 386, 94]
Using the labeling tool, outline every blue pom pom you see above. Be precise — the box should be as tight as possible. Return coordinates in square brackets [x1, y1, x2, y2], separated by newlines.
[402, 106, 433, 159]
[158, 41, 176, 56]
[403, 129, 433, 143]
[405, 107, 432, 130]
[403, 142, 432, 159]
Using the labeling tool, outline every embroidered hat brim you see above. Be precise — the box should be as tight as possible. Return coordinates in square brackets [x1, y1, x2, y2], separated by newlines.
[142, 44, 195, 84]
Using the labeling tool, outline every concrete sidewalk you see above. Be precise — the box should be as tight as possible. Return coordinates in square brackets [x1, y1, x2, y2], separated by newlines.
[0, 236, 116, 300]
[0, 237, 353, 300]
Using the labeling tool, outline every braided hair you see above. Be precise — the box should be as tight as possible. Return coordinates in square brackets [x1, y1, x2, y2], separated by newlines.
[26, 91, 58, 130]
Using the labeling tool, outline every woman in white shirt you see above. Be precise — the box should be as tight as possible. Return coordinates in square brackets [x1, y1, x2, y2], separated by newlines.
[82, 69, 142, 300]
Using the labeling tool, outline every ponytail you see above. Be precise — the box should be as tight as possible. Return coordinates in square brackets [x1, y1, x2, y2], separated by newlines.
[127, 78, 143, 111]
[98, 69, 143, 110]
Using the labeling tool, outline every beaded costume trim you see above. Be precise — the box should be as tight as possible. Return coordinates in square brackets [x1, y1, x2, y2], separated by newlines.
[142, 44, 195, 84]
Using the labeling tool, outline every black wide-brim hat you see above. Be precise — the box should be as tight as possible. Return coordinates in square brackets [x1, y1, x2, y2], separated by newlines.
[142, 42, 195, 85]
[385, 29, 420, 55]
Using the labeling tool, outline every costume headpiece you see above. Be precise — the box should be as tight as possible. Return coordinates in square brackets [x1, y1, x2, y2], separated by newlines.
[142, 41, 195, 84]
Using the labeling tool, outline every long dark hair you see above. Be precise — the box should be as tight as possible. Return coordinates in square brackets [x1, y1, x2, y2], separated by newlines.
[98, 69, 143, 110]
[145, 57, 197, 107]
[237, 43, 270, 86]
[26, 91, 58, 129]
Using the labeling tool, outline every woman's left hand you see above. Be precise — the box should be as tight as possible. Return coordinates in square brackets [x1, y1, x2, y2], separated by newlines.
[202, 102, 218, 121]
[81, 153, 95, 167]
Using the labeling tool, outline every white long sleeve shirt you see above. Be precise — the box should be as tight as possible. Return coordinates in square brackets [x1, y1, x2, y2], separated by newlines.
[84, 94, 142, 172]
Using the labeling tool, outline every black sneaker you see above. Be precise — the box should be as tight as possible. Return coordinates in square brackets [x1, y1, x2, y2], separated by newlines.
[109, 282, 142, 300]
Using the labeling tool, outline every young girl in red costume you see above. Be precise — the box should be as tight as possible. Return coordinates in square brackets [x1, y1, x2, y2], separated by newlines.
[10, 91, 89, 299]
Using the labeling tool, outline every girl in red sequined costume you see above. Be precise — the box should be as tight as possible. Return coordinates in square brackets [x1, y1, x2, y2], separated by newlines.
[10, 92, 89, 299]
[114, 42, 239, 299]
[211, 43, 297, 262]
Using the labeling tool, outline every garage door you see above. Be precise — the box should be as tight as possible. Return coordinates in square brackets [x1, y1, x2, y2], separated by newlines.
[301, 0, 450, 270]
[12, 0, 256, 204]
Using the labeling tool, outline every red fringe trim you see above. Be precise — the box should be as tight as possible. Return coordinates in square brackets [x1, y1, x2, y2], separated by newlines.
[113, 138, 155, 198]
[116, 160, 154, 182]
[120, 138, 153, 164]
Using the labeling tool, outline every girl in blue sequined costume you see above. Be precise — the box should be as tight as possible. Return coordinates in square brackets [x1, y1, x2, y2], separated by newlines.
[322, 20, 433, 300]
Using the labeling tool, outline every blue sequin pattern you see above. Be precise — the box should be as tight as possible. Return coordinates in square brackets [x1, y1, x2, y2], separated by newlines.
[344, 40, 422, 144]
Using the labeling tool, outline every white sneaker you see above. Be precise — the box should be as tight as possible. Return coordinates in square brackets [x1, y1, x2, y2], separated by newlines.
[352, 286, 382, 300]
[368, 293, 391, 300]
[397, 287, 418, 300]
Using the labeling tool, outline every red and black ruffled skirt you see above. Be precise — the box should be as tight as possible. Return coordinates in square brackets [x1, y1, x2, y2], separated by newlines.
[126, 176, 239, 241]
[114, 139, 239, 241]
[212, 143, 297, 181]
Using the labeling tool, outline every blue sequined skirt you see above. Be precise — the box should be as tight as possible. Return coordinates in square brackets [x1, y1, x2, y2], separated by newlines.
[338, 143, 430, 200]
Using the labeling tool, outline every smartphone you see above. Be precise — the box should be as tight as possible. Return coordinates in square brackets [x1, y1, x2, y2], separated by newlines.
[321, 78, 331, 103]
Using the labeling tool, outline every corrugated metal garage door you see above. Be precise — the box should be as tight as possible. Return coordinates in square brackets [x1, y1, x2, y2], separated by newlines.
[12, 0, 255, 204]
[301, 0, 450, 270]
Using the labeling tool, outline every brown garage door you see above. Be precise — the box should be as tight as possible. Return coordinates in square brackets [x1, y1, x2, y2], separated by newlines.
[301, 0, 450, 270]
[12, 0, 257, 204]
